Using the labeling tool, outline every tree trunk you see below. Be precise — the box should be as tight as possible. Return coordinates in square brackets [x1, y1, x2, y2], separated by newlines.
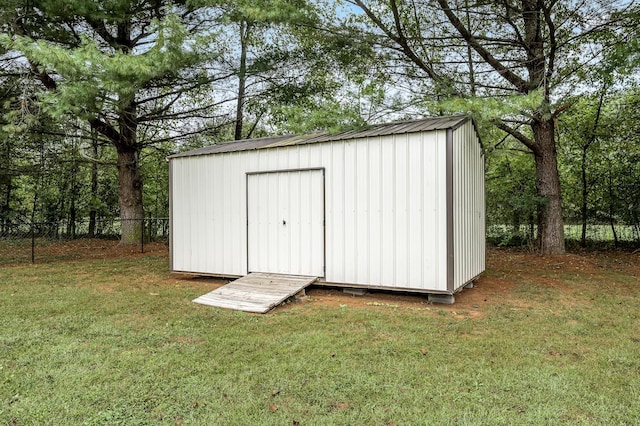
[608, 168, 618, 246]
[581, 87, 604, 248]
[580, 147, 588, 247]
[67, 155, 77, 239]
[532, 119, 565, 254]
[116, 147, 144, 245]
[512, 210, 521, 239]
[464, 0, 476, 97]
[89, 103, 143, 245]
[113, 96, 144, 245]
[529, 212, 535, 242]
[68, 196, 76, 238]
[1, 177, 10, 233]
[88, 131, 99, 238]
[234, 20, 250, 141]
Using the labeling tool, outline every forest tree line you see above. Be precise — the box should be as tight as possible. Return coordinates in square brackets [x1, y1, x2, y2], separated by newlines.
[0, 0, 639, 252]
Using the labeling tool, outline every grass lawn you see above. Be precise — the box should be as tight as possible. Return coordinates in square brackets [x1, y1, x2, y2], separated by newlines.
[1, 248, 639, 425]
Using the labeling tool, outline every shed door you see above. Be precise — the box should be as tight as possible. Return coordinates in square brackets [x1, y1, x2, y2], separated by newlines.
[247, 169, 325, 277]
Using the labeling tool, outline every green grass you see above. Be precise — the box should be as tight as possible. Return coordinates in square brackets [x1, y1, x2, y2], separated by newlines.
[1, 254, 640, 425]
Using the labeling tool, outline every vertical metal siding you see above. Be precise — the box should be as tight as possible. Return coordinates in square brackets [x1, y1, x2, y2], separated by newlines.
[452, 121, 486, 290]
[433, 131, 449, 290]
[328, 141, 345, 281]
[343, 141, 357, 282]
[394, 134, 409, 287]
[380, 138, 395, 285]
[170, 129, 454, 291]
[446, 129, 454, 292]
[171, 154, 246, 275]
[169, 160, 174, 271]
[368, 138, 382, 285]
[356, 140, 370, 282]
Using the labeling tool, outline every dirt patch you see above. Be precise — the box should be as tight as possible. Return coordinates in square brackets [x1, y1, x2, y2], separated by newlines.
[38, 238, 169, 260]
[297, 284, 494, 318]
[170, 274, 231, 292]
[282, 247, 638, 316]
[7, 240, 637, 317]
[490, 246, 640, 277]
[172, 246, 639, 317]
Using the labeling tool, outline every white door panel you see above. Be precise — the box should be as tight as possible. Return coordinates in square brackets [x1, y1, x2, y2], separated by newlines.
[247, 169, 324, 276]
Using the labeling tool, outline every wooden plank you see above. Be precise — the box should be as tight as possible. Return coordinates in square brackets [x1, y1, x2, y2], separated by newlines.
[193, 273, 317, 313]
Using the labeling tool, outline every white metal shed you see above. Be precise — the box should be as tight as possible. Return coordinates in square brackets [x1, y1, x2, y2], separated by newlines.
[168, 115, 485, 302]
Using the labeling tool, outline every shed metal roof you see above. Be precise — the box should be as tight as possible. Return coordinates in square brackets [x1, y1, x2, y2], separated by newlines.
[168, 115, 470, 159]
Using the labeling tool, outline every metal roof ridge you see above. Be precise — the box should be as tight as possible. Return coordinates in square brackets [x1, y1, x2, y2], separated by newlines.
[167, 115, 471, 159]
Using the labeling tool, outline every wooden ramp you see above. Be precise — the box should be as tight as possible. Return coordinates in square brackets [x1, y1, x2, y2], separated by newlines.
[193, 273, 317, 313]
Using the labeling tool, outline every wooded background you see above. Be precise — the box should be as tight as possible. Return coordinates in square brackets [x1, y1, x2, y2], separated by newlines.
[1, 0, 639, 253]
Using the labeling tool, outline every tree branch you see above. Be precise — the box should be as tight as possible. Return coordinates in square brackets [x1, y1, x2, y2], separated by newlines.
[28, 62, 57, 91]
[436, 0, 529, 93]
[542, 3, 557, 85]
[494, 120, 538, 153]
[353, 0, 451, 90]
[89, 117, 121, 144]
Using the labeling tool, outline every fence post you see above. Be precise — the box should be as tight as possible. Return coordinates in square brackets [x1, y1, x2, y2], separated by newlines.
[31, 223, 35, 264]
[140, 218, 144, 253]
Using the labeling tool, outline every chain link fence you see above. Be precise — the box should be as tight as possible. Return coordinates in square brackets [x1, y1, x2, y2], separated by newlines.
[487, 223, 640, 249]
[0, 218, 169, 265]
[4, 217, 638, 265]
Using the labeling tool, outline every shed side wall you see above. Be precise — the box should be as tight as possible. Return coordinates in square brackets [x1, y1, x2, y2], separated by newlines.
[170, 131, 449, 291]
[452, 120, 486, 290]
